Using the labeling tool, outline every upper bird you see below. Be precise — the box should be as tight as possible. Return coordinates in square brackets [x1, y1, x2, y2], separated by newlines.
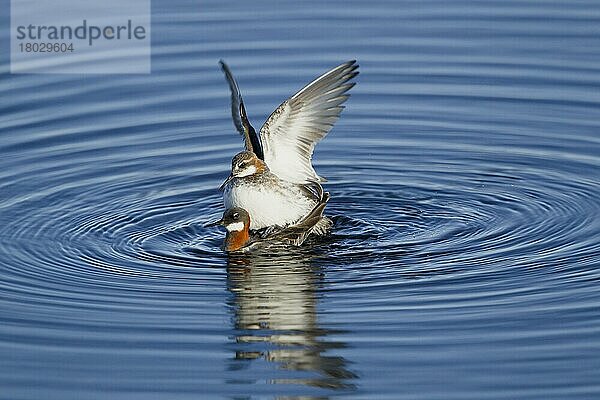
[219, 60, 359, 230]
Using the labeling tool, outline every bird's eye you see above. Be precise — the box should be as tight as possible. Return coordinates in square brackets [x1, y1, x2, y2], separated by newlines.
[232, 212, 239, 219]
[238, 162, 248, 169]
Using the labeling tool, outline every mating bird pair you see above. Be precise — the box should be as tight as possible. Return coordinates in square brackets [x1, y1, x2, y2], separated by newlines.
[211, 60, 359, 252]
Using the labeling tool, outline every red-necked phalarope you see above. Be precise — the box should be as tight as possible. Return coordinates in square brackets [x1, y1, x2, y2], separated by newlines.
[212, 194, 331, 252]
[218, 60, 358, 230]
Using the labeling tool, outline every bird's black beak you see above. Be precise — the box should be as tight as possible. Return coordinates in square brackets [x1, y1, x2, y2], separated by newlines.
[204, 218, 224, 228]
[219, 174, 234, 191]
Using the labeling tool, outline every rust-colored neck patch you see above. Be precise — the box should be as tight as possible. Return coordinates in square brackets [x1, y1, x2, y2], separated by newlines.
[224, 229, 250, 251]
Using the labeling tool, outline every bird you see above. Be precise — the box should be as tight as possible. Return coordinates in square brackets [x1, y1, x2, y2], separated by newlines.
[218, 60, 358, 230]
[211, 193, 332, 252]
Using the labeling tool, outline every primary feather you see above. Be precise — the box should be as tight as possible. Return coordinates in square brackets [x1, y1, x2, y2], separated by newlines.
[259, 60, 359, 183]
[219, 60, 264, 159]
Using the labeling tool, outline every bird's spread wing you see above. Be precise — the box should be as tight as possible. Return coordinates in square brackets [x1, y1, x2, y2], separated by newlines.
[219, 60, 264, 159]
[259, 60, 359, 184]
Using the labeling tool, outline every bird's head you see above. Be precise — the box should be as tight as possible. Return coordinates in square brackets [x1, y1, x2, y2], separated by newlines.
[219, 207, 251, 252]
[220, 151, 267, 190]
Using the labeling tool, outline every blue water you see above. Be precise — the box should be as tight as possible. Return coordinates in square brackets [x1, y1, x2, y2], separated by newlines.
[1, 1, 600, 399]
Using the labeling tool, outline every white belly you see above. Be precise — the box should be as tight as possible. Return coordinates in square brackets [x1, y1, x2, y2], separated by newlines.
[224, 183, 314, 230]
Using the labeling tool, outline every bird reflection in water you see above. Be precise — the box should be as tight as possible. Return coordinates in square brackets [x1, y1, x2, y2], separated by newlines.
[225, 247, 356, 392]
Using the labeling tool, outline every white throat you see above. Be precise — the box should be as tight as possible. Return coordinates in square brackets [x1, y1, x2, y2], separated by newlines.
[236, 165, 257, 178]
[225, 222, 245, 232]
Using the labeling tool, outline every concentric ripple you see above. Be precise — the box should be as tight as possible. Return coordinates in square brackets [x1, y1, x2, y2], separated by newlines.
[1, 0, 600, 399]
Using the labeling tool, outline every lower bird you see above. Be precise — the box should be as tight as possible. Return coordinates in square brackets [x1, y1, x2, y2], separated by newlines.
[213, 193, 332, 252]
[218, 60, 358, 230]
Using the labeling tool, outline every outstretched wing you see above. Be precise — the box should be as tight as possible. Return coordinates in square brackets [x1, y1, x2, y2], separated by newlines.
[219, 60, 264, 159]
[253, 193, 332, 246]
[259, 60, 359, 183]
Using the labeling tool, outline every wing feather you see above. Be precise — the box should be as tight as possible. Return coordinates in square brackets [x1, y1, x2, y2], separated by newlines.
[219, 60, 264, 159]
[259, 61, 359, 183]
[279, 192, 331, 245]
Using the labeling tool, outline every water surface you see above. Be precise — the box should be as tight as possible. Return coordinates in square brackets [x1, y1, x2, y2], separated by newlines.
[1, 1, 600, 399]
